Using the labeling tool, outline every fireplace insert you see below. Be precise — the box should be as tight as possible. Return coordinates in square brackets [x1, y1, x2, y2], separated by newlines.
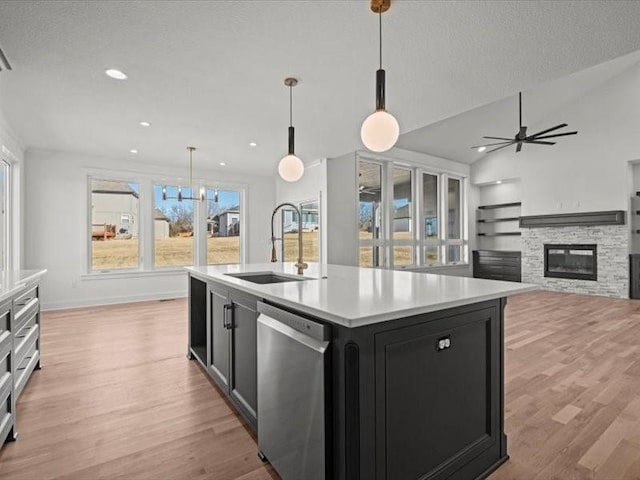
[544, 244, 597, 281]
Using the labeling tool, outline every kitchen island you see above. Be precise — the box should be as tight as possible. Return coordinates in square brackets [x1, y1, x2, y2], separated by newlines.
[186, 263, 535, 480]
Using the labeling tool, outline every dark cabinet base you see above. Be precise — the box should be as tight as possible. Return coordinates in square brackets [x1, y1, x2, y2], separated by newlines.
[629, 254, 640, 299]
[473, 250, 522, 282]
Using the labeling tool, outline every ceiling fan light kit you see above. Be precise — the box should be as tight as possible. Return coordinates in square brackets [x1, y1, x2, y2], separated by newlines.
[472, 92, 578, 154]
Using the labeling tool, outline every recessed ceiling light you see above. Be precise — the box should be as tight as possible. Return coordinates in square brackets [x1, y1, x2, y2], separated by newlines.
[130, 149, 138, 154]
[105, 69, 127, 80]
[139, 121, 151, 127]
[496, 180, 502, 184]
[477, 146, 487, 153]
[249, 142, 257, 147]
[219, 162, 226, 166]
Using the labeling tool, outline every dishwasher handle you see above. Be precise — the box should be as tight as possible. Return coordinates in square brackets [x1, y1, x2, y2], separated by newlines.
[257, 302, 329, 342]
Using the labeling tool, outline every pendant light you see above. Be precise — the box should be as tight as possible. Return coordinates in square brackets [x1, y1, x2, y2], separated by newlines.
[161, 146, 205, 202]
[278, 77, 305, 182]
[360, 0, 399, 153]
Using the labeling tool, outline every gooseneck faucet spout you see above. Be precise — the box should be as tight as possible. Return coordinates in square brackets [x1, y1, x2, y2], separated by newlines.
[271, 203, 308, 275]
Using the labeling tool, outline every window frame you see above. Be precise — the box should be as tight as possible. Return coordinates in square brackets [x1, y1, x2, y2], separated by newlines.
[88, 176, 143, 274]
[204, 186, 246, 266]
[356, 154, 468, 269]
[358, 159, 386, 268]
[0, 159, 10, 271]
[84, 169, 248, 276]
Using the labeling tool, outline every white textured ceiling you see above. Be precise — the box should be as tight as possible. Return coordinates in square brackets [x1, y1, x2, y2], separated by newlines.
[396, 50, 640, 164]
[1, 1, 640, 175]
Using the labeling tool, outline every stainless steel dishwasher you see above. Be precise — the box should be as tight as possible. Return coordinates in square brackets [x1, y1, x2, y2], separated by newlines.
[256, 301, 330, 480]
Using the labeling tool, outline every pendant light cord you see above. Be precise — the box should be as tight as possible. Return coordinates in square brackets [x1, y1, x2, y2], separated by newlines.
[289, 84, 293, 127]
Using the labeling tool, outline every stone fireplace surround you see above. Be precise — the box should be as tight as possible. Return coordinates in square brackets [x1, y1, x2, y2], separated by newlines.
[522, 224, 628, 298]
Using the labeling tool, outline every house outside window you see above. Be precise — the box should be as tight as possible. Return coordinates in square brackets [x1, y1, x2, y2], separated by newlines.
[281, 199, 320, 263]
[90, 178, 140, 271]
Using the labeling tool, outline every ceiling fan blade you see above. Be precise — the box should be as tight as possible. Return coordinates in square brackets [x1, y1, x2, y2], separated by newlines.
[483, 136, 514, 141]
[516, 142, 522, 153]
[526, 140, 556, 145]
[470, 141, 514, 149]
[530, 131, 578, 140]
[528, 124, 568, 138]
[485, 143, 513, 154]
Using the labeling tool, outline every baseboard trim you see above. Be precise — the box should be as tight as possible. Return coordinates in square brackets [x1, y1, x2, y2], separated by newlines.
[41, 290, 187, 312]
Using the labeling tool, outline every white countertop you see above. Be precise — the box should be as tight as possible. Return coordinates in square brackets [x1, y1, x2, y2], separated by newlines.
[0, 269, 47, 303]
[186, 263, 536, 328]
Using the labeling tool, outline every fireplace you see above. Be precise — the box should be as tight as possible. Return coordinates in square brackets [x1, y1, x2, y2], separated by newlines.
[544, 244, 597, 281]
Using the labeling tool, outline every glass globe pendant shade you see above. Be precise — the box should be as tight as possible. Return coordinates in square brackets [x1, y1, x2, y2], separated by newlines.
[360, 110, 400, 153]
[278, 154, 304, 182]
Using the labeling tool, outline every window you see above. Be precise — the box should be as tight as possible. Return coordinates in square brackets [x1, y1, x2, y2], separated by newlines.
[154, 184, 194, 267]
[392, 167, 413, 266]
[0, 161, 8, 270]
[357, 157, 467, 269]
[281, 199, 320, 263]
[206, 188, 241, 265]
[358, 161, 383, 267]
[88, 176, 246, 274]
[422, 173, 439, 265]
[445, 177, 464, 264]
[90, 178, 140, 271]
[301, 200, 320, 262]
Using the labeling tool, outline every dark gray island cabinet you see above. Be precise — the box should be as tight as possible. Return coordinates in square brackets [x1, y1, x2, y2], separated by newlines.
[186, 264, 534, 480]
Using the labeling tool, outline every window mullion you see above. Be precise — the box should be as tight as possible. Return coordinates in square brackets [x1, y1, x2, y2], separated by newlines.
[416, 168, 424, 266]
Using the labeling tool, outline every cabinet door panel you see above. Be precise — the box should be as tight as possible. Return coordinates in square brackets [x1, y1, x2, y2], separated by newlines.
[375, 307, 500, 480]
[209, 284, 229, 387]
[229, 291, 258, 425]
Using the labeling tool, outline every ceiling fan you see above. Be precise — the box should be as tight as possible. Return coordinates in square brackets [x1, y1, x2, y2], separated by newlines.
[471, 92, 578, 154]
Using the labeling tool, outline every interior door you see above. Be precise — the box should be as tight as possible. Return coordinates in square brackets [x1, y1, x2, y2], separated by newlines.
[229, 290, 258, 426]
[209, 283, 229, 387]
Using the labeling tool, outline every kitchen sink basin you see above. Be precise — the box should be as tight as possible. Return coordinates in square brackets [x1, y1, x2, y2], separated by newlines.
[224, 272, 312, 284]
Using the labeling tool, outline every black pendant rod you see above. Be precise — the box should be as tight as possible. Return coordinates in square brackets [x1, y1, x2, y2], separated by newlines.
[375, 9, 386, 111]
[519, 92, 522, 129]
[288, 83, 295, 155]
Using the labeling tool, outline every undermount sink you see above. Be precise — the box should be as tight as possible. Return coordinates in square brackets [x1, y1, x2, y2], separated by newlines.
[224, 272, 312, 284]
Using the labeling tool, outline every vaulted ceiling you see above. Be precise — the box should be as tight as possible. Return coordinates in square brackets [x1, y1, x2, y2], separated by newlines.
[1, 1, 640, 175]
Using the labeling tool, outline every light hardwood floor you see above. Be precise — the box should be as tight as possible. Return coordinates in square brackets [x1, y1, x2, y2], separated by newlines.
[0, 299, 277, 480]
[0, 291, 639, 479]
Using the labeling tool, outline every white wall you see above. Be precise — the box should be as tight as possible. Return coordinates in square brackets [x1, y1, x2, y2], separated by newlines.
[24, 148, 275, 310]
[472, 61, 640, 216]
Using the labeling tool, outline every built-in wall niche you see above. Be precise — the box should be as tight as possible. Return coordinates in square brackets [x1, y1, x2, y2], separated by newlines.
[476, 180, 522, 251]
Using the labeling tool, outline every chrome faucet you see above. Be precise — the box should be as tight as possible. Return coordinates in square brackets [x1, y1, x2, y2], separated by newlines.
[271, 203, 308, 275]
